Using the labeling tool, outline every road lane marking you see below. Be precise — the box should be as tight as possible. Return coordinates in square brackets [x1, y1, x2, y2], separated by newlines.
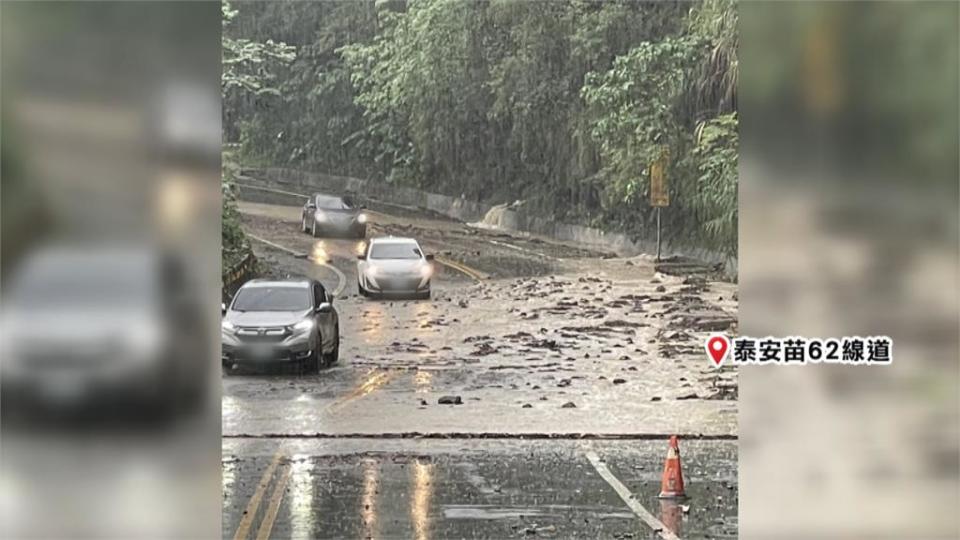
[246, 233, 308, 258]
[314, 255, 347, 296]
[485, 238, 558, 260]
[233, 450, 284, 540]
[255, 463, 292, 540]
[434, 256, 487, 282]
[235, 182, 309, 199]
[246, 233, 346, 296]
[329, 369, 392, 411]
[585, 451, 680, 540]
[239, 186, 487, 283]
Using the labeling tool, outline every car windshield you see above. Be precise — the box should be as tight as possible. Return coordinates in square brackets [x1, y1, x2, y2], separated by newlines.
[315, 196, 354, 210]
[370, 243, 422, 260]
[11, 255, 154, 310]
[232, 286, 312, 312]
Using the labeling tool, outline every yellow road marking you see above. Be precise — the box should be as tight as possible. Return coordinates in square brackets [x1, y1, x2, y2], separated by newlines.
[329, 369, 392, 411]
[233, 450, 284, 540]
[435, 256, 486, 282]
[255, 463, 292, 540]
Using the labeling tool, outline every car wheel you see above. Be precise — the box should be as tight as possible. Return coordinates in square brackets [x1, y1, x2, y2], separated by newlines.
[358, 280, 367, 297]
[325, 331, 340, 365]
[303, 347, 320, 373]
[302, 216, 309, 233]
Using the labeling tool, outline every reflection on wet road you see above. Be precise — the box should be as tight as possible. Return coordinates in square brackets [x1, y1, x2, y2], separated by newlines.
[225, 199, 738, 537]
[222, 439, 737, 539]
[330, 370, 392, 411]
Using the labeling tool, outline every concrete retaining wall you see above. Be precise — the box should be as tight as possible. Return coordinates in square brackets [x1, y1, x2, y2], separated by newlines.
[239, 167, 737, 275]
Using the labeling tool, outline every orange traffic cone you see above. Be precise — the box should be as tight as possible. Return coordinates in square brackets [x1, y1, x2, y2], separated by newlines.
[658, 435, 686, 498]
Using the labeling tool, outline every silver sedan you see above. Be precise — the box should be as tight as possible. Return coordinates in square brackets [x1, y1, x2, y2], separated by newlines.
[357, 237, 433, 300]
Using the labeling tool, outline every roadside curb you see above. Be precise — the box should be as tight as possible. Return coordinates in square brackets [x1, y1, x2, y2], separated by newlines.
[222, 432, 738, 440]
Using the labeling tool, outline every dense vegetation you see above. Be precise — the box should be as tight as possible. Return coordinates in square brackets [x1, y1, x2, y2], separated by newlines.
[221, 1, 295, 270]
[223, 0, 739, 257]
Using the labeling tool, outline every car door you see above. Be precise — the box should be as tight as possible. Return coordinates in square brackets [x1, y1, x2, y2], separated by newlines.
[357, 241, 370, 277]
[312, 282, 335, 350]
[303, 196, 316, 224]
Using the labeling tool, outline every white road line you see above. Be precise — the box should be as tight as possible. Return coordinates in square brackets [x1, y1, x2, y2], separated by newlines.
[585, 451, 680, 540]
[246, 233, 308, 258]
[485, 238, 558, 261]
[236, 182, 309, 199]
[323, 260, 347, 296]
[246, 233, 346, 296]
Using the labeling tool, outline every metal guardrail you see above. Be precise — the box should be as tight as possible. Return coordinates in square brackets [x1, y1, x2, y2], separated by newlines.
[223, 249, 257, 300]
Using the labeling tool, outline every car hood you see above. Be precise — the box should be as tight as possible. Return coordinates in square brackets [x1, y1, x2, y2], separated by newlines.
[367, 259, 424, 275]
[2, 308, 160, 349]
[225, 310, 312, 327]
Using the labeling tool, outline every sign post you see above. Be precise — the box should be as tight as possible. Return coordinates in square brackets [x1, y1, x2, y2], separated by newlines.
[649, 148, 670, 261]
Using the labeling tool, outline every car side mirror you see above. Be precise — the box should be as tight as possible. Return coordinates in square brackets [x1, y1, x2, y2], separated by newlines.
[357, 254, 365, 260]
[306, 203, 316, 210]
[316, 302, 333, 314]
[425, 254, 435, 261]
[221, 302, 227, 315]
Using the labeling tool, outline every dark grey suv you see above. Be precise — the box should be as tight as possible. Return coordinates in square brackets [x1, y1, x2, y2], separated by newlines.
[221, 278, 339, 372]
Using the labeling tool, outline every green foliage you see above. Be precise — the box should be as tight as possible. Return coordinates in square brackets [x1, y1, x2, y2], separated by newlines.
[222, 1, 295, 98]
[225, 0, 740, 257]
[691, 113, 738, 256]
[221, 0, 296, 274]
[221, 146, 248, 271]
[580, 0, 739, 255]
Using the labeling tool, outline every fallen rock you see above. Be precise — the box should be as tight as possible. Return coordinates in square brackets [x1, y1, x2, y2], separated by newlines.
[522, 403, 533, 408]
[438, 395, 463, 405]
[561, 401, 577, 408]
[612, 378, 627, 385]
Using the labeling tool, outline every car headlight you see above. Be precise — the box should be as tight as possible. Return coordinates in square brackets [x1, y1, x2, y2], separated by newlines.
[420, 262, 433, 278]
[357, 213, 368, 224]
[221, 320, 236, 333]
[314, 210, 327, 221]
[292, 319, 314, 332]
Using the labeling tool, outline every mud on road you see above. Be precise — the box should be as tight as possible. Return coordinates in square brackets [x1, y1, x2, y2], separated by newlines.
[224, 199, 738, 538]
[229, 201, 737, 436]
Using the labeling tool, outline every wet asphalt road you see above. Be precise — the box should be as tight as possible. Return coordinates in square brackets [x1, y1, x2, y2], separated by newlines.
[224, 197, 738, 538]
[223, 439, 737, 540]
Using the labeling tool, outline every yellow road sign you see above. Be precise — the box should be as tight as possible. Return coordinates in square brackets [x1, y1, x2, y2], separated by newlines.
[650, 149, 670, 207]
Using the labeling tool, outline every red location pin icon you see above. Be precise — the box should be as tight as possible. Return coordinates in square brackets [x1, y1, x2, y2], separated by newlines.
[706, 334, 730, 366]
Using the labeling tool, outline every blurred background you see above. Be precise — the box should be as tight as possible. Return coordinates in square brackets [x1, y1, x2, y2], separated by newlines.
[1, 1, 221, 538]
[1, 1, 957, 538]
[739, 1, 958, 538]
